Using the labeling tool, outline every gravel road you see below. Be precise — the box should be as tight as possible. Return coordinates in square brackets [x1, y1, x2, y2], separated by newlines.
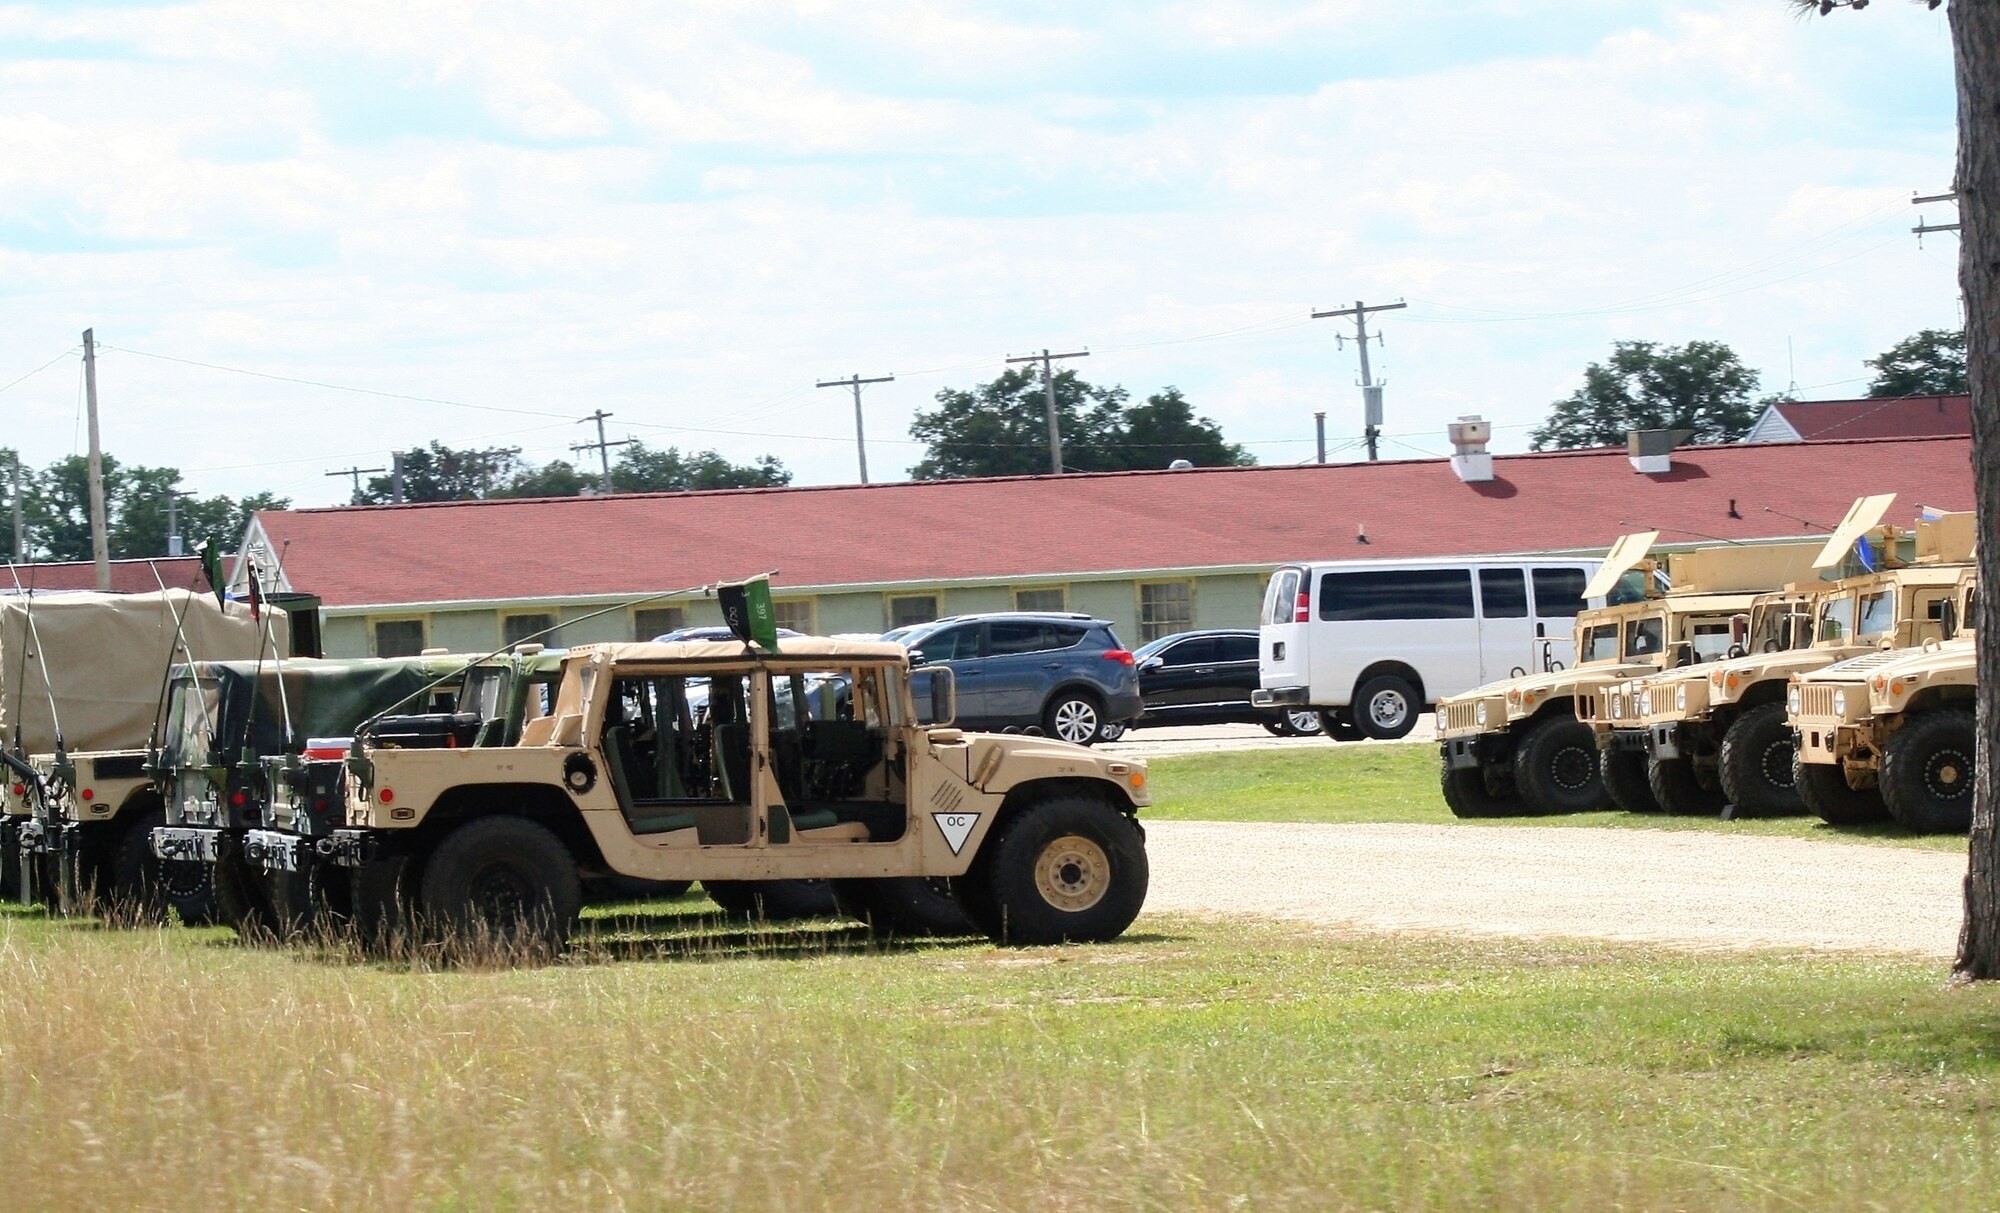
[1143, 819, 1969, 959]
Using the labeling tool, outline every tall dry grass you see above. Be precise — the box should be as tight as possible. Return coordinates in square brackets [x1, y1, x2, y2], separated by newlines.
[2, 908, 1997, 1211]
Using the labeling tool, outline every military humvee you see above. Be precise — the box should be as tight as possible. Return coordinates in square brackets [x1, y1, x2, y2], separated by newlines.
[1438, 534, 1820, 817]
[312, 637, 1151, 954]
[1598, 501, 1970, 816]
[1788, 569, 1978, 833]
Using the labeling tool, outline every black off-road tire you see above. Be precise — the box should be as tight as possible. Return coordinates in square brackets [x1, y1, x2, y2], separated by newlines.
[0, 833, 18, 902]
[1717, 704, 1804, 816]
[1646, 756, 1728, 817]
[107, 819, 172, 924]
[1439, 757, 1520, 817]
[419, 816, 582, 958]
[973, 793, 1148, 946]
[213, 852, 278, 940]
[263, 859, 345, 941]
[1042, 692, 1105, 747]
[703, 878, 839, 922]
[831, 876, 977, 937]
[1600, 749, 1660, 814]
[1351, 676, 1420, 741]
[1510, 715, 1604, 814]
[351, 853, 420, 955]
[1794, 754, 1888, 826]
[1880, 709, 1977, 835]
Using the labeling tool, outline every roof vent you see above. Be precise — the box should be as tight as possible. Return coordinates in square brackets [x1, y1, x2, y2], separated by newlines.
[1447, 415, 1493, 483]
[1627, 429, 1685, 475]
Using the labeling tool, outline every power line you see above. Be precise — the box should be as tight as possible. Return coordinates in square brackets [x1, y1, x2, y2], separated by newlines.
[815, 372, 893, 483]
[572, 410, 635, 494]
[1005, 348, 1089, 474]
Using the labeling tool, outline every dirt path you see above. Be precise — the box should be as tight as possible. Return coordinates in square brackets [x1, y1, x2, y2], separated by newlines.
[1142, 820, 1968, 958]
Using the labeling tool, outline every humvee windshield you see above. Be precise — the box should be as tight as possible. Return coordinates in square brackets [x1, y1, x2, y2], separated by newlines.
[1582, 623, 1621, 663]
[161, 676, 219, 769]
[1689, 620, 1734, 661]
[1816, 593, 1857, 643]
[1624, 616, 1664, 657]
[1747, 599, 1811, 654]
[1856, 588, 1896, 639]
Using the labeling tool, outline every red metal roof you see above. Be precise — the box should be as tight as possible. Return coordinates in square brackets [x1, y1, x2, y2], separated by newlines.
[1772, 395, 1970, 441]
[4, 556, 208, 595]
[254, 435, 1976, 609]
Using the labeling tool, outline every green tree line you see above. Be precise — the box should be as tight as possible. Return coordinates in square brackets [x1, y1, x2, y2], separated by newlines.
[0, 449, 287, 564]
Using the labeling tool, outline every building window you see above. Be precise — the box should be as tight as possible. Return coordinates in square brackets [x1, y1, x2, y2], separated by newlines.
[374, 618, 427, 658]
[1138, 581, 1193, 642]
[889, 595, 938, 629]
[772, 599, 815, 635]
[634, 606, 686, 640]
[503, 612, 557, 647]
[1014, 586, 1066, 612]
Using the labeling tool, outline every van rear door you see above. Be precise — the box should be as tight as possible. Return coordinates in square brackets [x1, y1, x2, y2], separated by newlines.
[1258, 566, 1310, 695]
[1475, 567, 1533, 683]
[1530, 567, 1590, 673]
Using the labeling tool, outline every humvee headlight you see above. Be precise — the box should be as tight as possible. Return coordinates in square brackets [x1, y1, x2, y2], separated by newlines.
[1873, 677, 1887, 692]
[1676, 685, 1688, 711]
[1639, 690, 1652, 715]
[1710, 670, 1723, 688]
[1611, 699, 1623, 719]
[1476, 702, 1488, 726]
[1787, 686, 1802, 715]
[1507, 690, 1521, 706]
[1832, 690, 1848, 717]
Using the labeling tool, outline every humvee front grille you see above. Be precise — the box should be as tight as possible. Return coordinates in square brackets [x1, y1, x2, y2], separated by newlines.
[1798, 684, 1847, 722]
[1439, 701, 1482, 733]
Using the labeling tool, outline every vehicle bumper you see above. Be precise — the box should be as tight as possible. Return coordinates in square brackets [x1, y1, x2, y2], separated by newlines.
[1105, 687, 1146, 723]
[1795, 720, 1861, 766]
[152, 826, 227, 864]
[1251, 687, 1309, 708]
[1640, 723, 1682, 761]
[242, 829, 309, 874]
[318, 830, 378, 868]
[1442, 733, 1512, 771]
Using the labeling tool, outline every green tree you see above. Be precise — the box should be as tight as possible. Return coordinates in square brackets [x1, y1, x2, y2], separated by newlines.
[1867, 328, 1968, 397]
[909, 370, 1252, 479]
[610, 442, 792, 492]
[358, 442, 527, 504]
[497, 459, 594, 499]
[1528, 340, 1761, 450]
[17, 453, 289, 561]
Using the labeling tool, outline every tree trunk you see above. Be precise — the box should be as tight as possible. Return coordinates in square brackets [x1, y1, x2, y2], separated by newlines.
[1953, 0, 2000, 982]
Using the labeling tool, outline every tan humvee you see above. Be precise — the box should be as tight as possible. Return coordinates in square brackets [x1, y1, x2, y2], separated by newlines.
[1438, 534, 1820, 818]
[1788, 569, 1977, 833]
[323, 637, 1151, 953]
[1593, 502, 1972, 818]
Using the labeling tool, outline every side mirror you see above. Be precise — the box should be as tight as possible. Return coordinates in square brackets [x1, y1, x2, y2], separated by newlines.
[908, 667, 956, 726]
[1139, 656, 1165, 672]
[1726, 644, 1746, 660]
[907, 648, 928, 668]
[1941, 599, 1960, 641]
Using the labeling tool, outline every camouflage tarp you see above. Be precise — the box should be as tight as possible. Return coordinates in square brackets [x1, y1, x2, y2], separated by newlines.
[189, 656, 460, 762]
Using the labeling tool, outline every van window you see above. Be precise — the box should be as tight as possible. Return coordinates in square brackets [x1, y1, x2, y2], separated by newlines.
[1318, 569, 1474, 621]
[1479, 569, 1527, 619]
[1532, 568, 1587, 617]
[1264, 569, 1302, 626]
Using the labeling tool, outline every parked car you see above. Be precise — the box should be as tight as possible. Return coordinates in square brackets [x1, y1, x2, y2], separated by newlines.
[896, 612, 1142, 745]
[1098, 629, 1323, 741]
[652, 625, 807, 643]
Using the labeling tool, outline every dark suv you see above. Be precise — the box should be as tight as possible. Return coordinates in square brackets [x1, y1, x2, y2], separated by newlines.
[896, 613, 1142, 745]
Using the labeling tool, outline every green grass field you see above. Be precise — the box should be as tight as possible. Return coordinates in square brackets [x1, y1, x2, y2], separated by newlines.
[1141, 742, 1970, 852]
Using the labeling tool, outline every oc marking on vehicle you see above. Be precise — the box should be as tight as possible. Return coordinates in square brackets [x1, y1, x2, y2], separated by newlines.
[933, 811, 980, 855]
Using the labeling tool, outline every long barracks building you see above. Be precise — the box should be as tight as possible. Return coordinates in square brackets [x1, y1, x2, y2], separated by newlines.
[235, 434, 1977, 660]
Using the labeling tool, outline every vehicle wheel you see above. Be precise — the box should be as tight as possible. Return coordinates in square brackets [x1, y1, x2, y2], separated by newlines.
[1794, 754, 1888, 826]
[973, 793, 1147, 945]
[263, 862, 333, 941]
[1095, 720, 1129, 743]
[0, 833, 17, 902]
[702, 878, 839, 922]
[1599, 749, 1661, 813]
[1439, 756, 1520, 817]
[1880, 709, 1976, 834]
[831, 876, 977, 937]
[1510, 716, 1604, 814]
[1318, 709, 1364, 742]
[351, 854, 419, 955]
[419, 816, 581, 958]
[107, 819, 172, 924]
[1043, 692, 1105, 746]
[1646, 756, 1727, 816]
[1717, 704, 1803, 816]
[1264, 709, 1323, 738]
[1351, 675, 1420, 741]
[213, 852, 277, 940]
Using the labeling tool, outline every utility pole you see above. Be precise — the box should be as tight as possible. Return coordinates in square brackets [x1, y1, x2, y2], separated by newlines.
[1312, 299, 1406, 461]
[390, 451, 406, 504]
[1314, 411, 1327, 464]
[164, 487, 195, 557]
[816, 372, 894, 484]
[572, 410, 635, 495]
[1005, 348, 1089, 474]
[325, 464, 387, 504]
[82, 328, 110, 590]
[1913, 189, 1961, 239]
[9, 452, 23, 562]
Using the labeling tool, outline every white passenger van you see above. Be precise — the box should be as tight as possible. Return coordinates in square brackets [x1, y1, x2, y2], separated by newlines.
[1252, 556, 1604, 740]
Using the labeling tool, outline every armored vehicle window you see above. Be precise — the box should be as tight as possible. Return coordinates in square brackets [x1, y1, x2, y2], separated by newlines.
[460, 667, 506, 722]
[1583, 623, 1620, 663]
[1318, 568, 1474, 621]
[1479, 568, 1528, 619]
[1857, 590, 1896, 638]
[162, 677, 219, 768]
[1532, 568, 1587, 616]
[1690, 621, 1733, 662]
[1624, 616, 1664, 657]
[1749, 600, 1810, 653]
[1817, 594, 1857, 643]
[1218, 634, 1258, 663]
[1264, 568, 1302, 626]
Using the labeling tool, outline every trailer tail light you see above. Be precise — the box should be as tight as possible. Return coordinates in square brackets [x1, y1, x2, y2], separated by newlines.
[1294, 592, 1311, 623]
[1102, 650, 1135, 665]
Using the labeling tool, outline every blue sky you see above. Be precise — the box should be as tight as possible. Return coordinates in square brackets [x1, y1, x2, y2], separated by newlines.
[0, 1, 1963, 507]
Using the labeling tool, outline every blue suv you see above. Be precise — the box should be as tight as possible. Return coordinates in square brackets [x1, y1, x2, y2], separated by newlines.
[894, 613, 1143, 745]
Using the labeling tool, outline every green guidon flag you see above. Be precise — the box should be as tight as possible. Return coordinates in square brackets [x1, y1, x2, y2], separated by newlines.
[718, 576, 779, 651]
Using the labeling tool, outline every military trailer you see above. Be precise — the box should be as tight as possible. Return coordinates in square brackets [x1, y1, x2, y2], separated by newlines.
[1598, 501, 1971, 816]
[1788, 570, 1978, 833]
[298, 637, 1151, 954]
[2, 589, 281, 915]
[1438, 534, 1820, 817]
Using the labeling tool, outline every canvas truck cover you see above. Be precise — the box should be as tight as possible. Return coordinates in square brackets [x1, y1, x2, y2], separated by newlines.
[189, 656, 453, 764]
[0, 589, 285, 755]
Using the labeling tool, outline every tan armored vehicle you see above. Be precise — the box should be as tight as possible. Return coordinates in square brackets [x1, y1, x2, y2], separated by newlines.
[1438, 534, 1820, 817]
[315, 637, 1150, 953]
[1788, 570, 1978, 833]
[1596, 500, 1970, 817]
